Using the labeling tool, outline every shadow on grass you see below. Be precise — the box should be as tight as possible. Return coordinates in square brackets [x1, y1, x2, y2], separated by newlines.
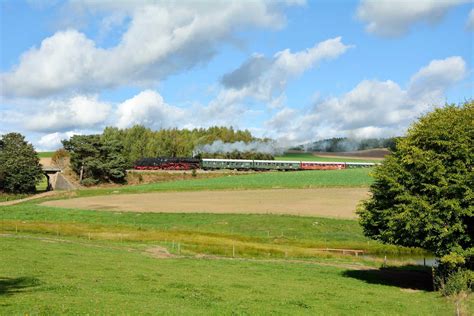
[343, 265, 433, 291]
[0, 277, 40, 296]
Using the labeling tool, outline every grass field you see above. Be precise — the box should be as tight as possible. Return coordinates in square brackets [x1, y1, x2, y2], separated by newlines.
[1, 204, 420, 256]
[0, 235, 457, 315]
[3, 163, 468, 314]
[275, 152, 380, 163]
[74, 168, 373, 198]
[0, 194, 30, 203]
[37, 151, 54, 158]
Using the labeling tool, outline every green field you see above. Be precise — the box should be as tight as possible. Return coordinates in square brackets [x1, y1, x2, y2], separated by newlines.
[0, 204, 423, 256]
[37, 151, 54, 158]
[2, 165, 470, 314]
[0, 235, 456, 315]
[276, 152, 380, 163]
[74, 168, 373, 198]
[0, 194, 29, 203]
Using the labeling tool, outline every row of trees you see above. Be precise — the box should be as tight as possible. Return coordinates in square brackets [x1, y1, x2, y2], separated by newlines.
[101, 125, 256, 164]
[63, 126, 265, 185]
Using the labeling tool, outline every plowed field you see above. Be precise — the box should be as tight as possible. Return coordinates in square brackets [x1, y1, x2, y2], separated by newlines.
[42, 188, 369, 218]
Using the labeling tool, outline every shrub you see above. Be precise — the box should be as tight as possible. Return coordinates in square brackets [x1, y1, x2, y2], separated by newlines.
[51, 148, 70, 170]
[439, 269, 473, 296]
[80, 178, 99, 187]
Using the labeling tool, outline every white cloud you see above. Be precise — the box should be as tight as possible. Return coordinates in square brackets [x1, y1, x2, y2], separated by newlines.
[26, 95, 111, 132]
[116, 90, 185, 129]
[266, 56, 468, 143]
[467, 9, 474, 31]
[37, 131, 80, 151]
[408, 56, 466, 98]
[213, 37, 351, 112]
[1, 1, 300, 98]
[357, 0, 468, 37]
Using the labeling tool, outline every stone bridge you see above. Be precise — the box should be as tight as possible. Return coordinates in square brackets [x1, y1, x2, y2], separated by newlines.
[42, 167, 75, 191]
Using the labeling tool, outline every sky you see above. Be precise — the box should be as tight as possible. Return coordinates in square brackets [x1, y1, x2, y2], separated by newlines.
[0, 0, 473, 151]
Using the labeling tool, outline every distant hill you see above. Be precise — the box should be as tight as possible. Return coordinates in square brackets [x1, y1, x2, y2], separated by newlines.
[290, 137, 398, 152]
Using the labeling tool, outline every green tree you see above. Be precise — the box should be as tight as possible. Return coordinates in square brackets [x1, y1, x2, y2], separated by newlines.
[0, 133, 43, 193]
[358, 101, 473, 289]
[62, 135, 129, 185]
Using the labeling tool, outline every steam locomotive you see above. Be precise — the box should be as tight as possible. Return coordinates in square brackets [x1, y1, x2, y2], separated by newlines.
[134, 157, 377, 171]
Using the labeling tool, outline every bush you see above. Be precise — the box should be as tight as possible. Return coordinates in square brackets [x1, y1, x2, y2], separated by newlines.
[439, 269, 473, 296]
[51, 148, 70, 170]
[80, 178, 99, 187]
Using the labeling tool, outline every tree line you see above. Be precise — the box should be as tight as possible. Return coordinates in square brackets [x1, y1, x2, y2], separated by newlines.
[291, 137, 398, 152]
[62, 125, 268, 185]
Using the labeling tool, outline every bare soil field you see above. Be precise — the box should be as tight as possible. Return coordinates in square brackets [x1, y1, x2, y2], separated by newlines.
[41, 188, 370, 218]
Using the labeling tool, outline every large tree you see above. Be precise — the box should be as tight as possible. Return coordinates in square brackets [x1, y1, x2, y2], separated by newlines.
[62, 135, 129, 185]
[358, 101, 473, 277]
[0, 133, 44, 193]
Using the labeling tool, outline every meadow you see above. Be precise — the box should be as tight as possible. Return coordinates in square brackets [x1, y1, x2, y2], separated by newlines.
[2, 166, 471, 314]
[1, 235, 455, 315]
[0, 236, 460, 315]
[75, 168, 373, 198]
[37, 151, 54, 158]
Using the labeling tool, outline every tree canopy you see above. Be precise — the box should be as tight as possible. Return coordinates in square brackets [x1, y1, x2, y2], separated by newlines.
[0, 133, 44, 193]
[358, 101, 473, 273]
[62, 135, 129, 185]
[101, 125, 260, 164]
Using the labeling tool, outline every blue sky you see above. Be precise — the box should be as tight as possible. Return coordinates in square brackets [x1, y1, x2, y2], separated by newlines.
[0, 0, 473, 150]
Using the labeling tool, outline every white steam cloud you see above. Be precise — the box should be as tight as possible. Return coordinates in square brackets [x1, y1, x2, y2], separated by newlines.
[196, 140, 283, 155]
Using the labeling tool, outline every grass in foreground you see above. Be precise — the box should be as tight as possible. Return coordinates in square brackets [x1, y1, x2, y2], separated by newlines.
[74, 168, 373, 198]
[0, 236, 457, 315]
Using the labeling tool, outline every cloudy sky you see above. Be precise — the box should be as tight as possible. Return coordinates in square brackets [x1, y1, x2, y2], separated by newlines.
[0, 0, 473, 150]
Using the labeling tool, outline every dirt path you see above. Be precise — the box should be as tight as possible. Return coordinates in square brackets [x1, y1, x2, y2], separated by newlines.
[41, 188, 370, 218]
[0, 191, 59, 206]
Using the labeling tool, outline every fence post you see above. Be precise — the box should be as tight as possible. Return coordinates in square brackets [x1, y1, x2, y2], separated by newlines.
[232, 243, 235, 258]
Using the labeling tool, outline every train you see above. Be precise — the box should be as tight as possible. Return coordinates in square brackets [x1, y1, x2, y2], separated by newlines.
[134, 157, 378, 171]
